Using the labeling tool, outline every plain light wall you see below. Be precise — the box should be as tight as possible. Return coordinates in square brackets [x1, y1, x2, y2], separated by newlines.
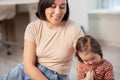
[88, 0, 98, 10]
[89, 13, 120, 47]
[68, 0, 88, 32]
[88, 1, 120, 47]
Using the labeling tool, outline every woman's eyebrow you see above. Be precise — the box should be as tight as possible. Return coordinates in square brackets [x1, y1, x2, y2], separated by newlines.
[53, 2, 66, 6]
[61, 3, 66, 5]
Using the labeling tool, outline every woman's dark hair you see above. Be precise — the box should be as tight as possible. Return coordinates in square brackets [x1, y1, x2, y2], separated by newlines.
[36, 0, 69, 21]
[75, 35, 103, 62]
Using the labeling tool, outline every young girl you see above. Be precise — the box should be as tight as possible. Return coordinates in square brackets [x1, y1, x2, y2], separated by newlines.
[75, 35, 114, 80]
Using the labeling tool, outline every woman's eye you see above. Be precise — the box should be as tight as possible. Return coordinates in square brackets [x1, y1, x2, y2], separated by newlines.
[51, 4, 66, 9]
[51, 5, 56, 8]
[60, 6, 66, 9]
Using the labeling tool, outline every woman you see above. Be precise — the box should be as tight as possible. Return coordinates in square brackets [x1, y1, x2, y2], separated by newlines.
[0, 0, 83, 80]
[75, 35, 114, 80]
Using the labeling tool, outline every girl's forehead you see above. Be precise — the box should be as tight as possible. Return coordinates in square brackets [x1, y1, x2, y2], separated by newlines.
[79, 51, 96, 58]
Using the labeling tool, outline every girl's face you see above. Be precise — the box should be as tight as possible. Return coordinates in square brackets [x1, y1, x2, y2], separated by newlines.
[78, 51, 102, 66]
[45, 0, 67, 27]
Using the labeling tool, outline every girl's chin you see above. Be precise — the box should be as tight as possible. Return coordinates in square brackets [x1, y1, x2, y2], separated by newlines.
[87, 63, 99, 66]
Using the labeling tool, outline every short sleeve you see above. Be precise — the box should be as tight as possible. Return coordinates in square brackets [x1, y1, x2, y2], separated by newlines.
[73, 24, 85, 48]
[24, 22, 36, 42]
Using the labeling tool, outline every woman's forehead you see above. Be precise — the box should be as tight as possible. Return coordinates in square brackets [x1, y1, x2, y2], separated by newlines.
[54, 0, 67, 4]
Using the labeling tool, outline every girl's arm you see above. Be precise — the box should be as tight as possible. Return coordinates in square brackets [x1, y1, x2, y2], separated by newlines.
[23, 39, 48, 80]
[104, 64, 114, 80]
[77, 63, 94, 80]
[77, 63, 86, 80]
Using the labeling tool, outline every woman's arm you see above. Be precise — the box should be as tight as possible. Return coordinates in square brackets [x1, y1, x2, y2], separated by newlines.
[23, 39, 48, 80]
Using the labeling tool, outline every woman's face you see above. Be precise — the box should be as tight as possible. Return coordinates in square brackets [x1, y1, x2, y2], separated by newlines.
[78, 51, 102, 66]
[45, 0, 67, 27]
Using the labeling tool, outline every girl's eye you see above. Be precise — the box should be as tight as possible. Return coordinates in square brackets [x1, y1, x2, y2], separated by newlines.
[83, 60, 88, 62]
[91, 57, 96, 61]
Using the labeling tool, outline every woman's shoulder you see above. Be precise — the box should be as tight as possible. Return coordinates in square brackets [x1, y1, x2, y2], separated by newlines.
[25, 19, 44, 35]
[26, 19, 44, 29]
[66, 19, 78, 26]
[27, 19, 42, 26]
[64, 19, 80, 30]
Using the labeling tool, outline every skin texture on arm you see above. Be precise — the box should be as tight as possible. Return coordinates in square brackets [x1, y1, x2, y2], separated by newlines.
[23, 39, 48, 80]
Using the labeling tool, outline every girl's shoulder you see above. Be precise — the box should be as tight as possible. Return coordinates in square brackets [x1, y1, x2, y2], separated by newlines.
[102, 59, 113, 66]
[100, 59, 113, 70]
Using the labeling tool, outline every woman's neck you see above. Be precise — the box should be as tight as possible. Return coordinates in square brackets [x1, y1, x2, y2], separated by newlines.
[45, 21, 62, 28]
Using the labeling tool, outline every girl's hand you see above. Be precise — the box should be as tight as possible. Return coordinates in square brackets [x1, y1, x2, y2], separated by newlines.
[84, 71, 94, 80]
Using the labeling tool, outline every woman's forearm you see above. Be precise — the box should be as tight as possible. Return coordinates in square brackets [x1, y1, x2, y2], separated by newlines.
[24, 64, 48, 80]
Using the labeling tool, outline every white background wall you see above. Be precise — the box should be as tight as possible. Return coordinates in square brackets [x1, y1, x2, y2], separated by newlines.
[89, 13, 120, 47]
[88, 0, 98, 10]
[88, 1, 120, 47]
[68, 0, 88, 32]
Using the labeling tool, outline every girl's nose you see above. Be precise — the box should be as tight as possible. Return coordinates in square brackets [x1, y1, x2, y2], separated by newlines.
[88, 61, 94, 65]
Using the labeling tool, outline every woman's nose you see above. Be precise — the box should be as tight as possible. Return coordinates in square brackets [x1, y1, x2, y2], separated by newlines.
[54, 7, 61, 14]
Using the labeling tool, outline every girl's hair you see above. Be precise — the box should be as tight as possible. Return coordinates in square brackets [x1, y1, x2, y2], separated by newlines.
[36, 0, 69, 21]
[76, 35, 103, 62]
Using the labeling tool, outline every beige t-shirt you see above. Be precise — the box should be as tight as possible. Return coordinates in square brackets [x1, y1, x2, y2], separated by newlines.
[24, 19, 83, 75]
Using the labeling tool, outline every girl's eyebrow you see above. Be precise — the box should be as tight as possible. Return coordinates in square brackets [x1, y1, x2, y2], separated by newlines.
[82, 58, 88, 61]
[82, 56, 96, 61]
[83, 59, 88, 62]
